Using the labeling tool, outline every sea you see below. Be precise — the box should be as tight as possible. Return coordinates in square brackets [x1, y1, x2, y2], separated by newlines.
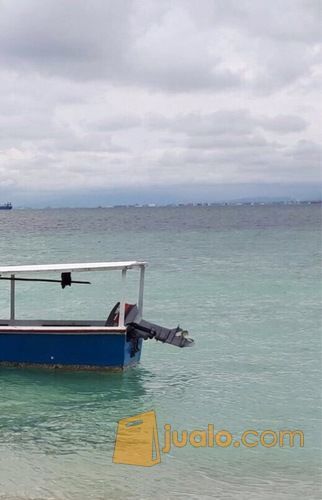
[0, 205, 321, 500]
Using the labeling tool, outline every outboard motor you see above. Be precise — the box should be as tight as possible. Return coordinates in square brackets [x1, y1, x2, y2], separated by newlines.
[106, 303, 194, 348]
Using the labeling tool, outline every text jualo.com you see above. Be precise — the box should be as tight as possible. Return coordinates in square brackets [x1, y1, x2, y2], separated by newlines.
[113, 411, 304, 467]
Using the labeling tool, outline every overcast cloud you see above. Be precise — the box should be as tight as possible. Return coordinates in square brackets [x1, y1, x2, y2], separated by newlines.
[0, 0, 321, 206]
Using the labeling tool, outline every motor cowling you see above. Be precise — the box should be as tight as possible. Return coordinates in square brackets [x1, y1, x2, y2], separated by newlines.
[106, 303, 194, 348]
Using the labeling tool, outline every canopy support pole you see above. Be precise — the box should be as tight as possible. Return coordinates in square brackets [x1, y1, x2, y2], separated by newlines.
[10, 275, 15, 320]
[118, 268, 127, 327]
[138, 266, 145, 317]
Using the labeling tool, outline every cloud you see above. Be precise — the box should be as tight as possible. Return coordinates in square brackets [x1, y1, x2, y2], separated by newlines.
[0, 0, 320, 93]
[0, 1, 133, 80]
[257, 115, 307, 133]
[0, 0, 320, 205]
[147, 111, 308, 136]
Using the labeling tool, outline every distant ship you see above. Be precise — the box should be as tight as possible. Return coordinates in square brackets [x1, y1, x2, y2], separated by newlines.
[0, 202, 12, 210]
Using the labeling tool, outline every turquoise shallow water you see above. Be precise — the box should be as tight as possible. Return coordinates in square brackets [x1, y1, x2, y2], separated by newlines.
[0, 206, 321, 499]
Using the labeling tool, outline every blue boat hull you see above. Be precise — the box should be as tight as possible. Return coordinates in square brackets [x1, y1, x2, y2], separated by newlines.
[0, 331, 143, 370]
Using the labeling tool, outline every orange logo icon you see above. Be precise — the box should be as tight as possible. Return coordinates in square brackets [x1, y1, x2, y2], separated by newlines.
[113, 410, 160, 467]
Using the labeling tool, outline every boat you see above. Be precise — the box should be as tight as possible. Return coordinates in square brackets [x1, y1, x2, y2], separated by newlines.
[0, 261, 193, 370]
[0, 202, 12, 210]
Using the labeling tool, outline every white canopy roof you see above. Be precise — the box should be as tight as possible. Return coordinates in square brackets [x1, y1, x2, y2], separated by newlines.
[0, 261, 146, 275]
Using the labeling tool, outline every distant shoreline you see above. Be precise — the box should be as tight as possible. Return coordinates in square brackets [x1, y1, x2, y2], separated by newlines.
[9, 200, 322, 210]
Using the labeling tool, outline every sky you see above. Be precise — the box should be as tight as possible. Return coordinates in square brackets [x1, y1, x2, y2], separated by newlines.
[0, 0, 321, 207]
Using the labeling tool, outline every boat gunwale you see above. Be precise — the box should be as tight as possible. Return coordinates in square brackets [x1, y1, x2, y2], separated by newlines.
[0, 326, 127, 334]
